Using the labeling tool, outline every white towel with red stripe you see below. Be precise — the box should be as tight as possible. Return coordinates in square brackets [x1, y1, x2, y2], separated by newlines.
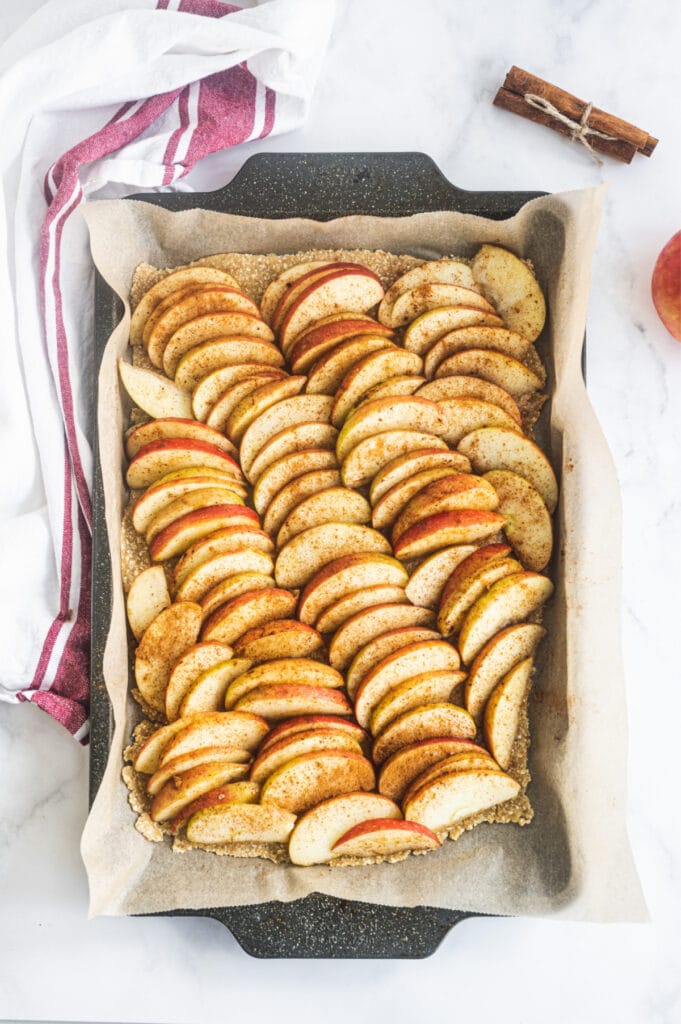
[0, 0, 335, 741]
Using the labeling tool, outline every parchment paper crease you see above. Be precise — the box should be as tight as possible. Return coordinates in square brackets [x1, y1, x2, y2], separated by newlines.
[80, 188, 646, 922]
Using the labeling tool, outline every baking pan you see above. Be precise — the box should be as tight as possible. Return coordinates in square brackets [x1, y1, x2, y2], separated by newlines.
[90, 152, 546, 958]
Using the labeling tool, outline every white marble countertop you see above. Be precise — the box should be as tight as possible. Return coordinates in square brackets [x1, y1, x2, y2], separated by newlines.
[1, 1, 680, 1021]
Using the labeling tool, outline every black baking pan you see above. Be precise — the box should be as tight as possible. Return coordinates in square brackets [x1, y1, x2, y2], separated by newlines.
[90, 152, 547, 958]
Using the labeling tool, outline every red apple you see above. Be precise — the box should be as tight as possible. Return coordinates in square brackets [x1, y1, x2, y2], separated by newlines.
[652, 231, 681, 342]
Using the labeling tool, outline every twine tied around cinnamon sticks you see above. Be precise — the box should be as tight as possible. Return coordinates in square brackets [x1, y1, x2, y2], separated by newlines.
[494, 67, 658, 165]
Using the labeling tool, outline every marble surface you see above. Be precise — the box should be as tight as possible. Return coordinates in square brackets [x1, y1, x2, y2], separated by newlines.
[1, 0, 680, 1021]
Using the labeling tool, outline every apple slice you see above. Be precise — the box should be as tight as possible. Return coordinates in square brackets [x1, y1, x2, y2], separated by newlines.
[118, 360, 192, 419]
[225, 375, 306, 443]
[288, 792, 401, 866]
[316, 584, 408, 635]
[354, 640, 461, 728]
[147, 747, 252, 796]
[435, 349, 543, 397]
[186, 801, 296, 844]
[392, 474, 500, 542]
[247, 423, 339, 484]
[484, 469, 554, 571]
[484, 657, 533, 769]
[404, 768, 520, 832]
[130, 267, 240, 344]
[164, 640, 233, 720]
[298, 553, 408, 627]
[200, 573, 276, 622]
[259, 716, 368, 756]
[400, 750, 500, 806]
[168, 780, 261, 833]
[404, 545, 478, 610]
[235, 684, 353, 720]
[417, 375, 522, 425]
[385, 285, 496, 328]
[345, 627, 441, 699]
[224, 659, 343, 709]
[253, 450, 338, 516]
[369, 448, 471, 505]
[250, 729, 362, 784]
[125, 418, 235, 460]
[132, 475, 248, 535]
[134, 717, 204, 774]
[134, 602, 202, 713]
[403, 306, 503, 355]
[164, 315, 276, 377]
[202, 588, 298, 646]
[159, 711, 269, 764]
[370, 669, 467, 737]
[377, 737, 489, 802]
[438, 546, 522, 636]
[332, 817, 440, 857]
[126, 566, 170, 641]
[371, 466, 457, 530]
[202, 369, 286, 427]
[277, 487, 371, 547]
[305, 337, 398, 395]
[436, 542, 510, 602]
[150, 762, 253, 822]
[372, 703, 476, 764]
[436, 398, 523, 445]
[289, 320, 394, 374]
[173, 525, 272, 587]
[335, 397, 448, 462]
[472, 244, 546, 341]
[465, 622, 545, 723]
[260, 748, 375, 813]
[378, 259, 478, 324]
[233, 619, 324, 664]
[263, 468, 342, 538]
[330, 348, 424, 427]
[150, 505, 258, 562]
[126, 438, 242, 490]
[274, 523, 390, 590]
[329, 604, 437, 672]
[174, 547, 275, 603]
[423, 326, 532, 377]
[239, 396, 333, 478]
[260, 260, 333, 323]
[174, 336, 283, 392]
[458, 571, 554, 664]
[358, 375, 427, 404]
[458, 428, 558, 513]
[393, 510, 507, 561]
[147, 288, 260, 367]
[272, 264, 363, 335]
[141, 285, 198, 348]
[341, 431, 449, 489]
[177, 658, 253, 717]
[279, 268, 385, 349]
[145, 487, 245, 543]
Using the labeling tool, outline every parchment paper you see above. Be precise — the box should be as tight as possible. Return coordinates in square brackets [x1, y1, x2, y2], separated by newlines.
[80, 188, 646, 922]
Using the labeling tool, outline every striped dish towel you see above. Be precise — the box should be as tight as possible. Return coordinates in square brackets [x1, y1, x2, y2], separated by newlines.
[0, 0, 335, 742]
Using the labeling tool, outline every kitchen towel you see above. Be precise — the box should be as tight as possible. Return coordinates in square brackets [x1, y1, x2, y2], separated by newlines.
[0, 0, 335, 741]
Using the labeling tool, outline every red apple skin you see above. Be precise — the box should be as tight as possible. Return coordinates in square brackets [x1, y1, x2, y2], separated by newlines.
[129, 437, 241, 474]
[149, 505, 258, 561]
[439, 543, 512, 606]
[331, 817, 440, 850]
[258, 715, 369, 755]
[652, 231, 681, 342]
[167, 784, 252, 833]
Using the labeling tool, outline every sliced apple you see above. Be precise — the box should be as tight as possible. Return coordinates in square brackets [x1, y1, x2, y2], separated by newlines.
[174, 334, 282, 390]
[288, 792, 401, 866]
[465, 622, 545, 723]
[253, 449, 339, 516]
[435, 349, 543, 397]
[147, 747, 252, 796]
[226, 376, 308, 443]
[332, 817, 440, 857]
[484, 469, 554, 571]
[289, 321, 394, 374]
[341, 431, 449, 489]
[370, 669, 467, 737]
[159, 711, 268, 764]
[458, 571, 554, 664]
[200, 573, 276, 622]
[134, 717, 204, 774]
[404, 545, 478, 610]
[263, 468, 342, 538]
[297, 553, 408, 626]
[232, 619, 325, 664]
[260, 748, 375, 813]
[345, 626, 441, 700]
[458, 428, 558, 513]
[484, 657, 533, 769]
[377, 737, 489, 802]
[358, 375, 427, 403]
[150, 762, 252, 822]
[145, 487, 245, 543]
[372, 703, 476, 764]
[164, 640, 233, 720]
[174, 547, 275, 603]
[202, 588, 298, 645]
[126, 438, 242, 490]
[118, 360, 192, 419]
[336, 397, 448, 462]
[385, 285, 495, 328]
[130, 267, 240, 344]
[403, 306, 503, 355]
[400, 750, 501, 806]
[126, 566, 171, 641]
[179, 657, 254, 716]
[369, 448, 472, 505]
[133, 602, 202, 713]
[404, 768, 520, 832]
[149, 505, 258, 562]
[438, 398, 523, 445]
[132, 475, 248, 535]
[277, 487, 371, 548]
[224, 659, 343, 709]
[330, 348, 424, 427]
[260, 261, 334, 324]
[371, 467, 452, 530]
[278, 268, 384, 349]
[239, 395, 333, 477]
[417, 375, 522, 425]
[141, 285, 198, 348]
[328, 604, 436, 672]
[248, 423, 339, 485]
[391, 474, 500, 542]
[168, 780, 261, 833]
[259, 716, 368, 757]
[378, 259, 478, 324]
[249, 729, 362, 784]
[438, 547, 523, 637]
[274, 522, 390, 590]
[186, 801, 296, 845]
[423, 326, 533, 377]
[354, 640, 461, 729]
[173, 525, 273, 587]
[272, 264, 362, 335]
[125, 418, 235, 460]
[147, 289, 260, 368]
[305, 337, 398, 395]
[393, 510, 507, 561]
[235, 684, 353, 720]
[472, 244, 546, 342]
[316, 584, 408, 635]
[164, 315, 276, 377]
[193, 365, 286, 423]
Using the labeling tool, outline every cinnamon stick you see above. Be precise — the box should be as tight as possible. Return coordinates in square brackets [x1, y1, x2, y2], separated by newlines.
[493, 66, 658, 164]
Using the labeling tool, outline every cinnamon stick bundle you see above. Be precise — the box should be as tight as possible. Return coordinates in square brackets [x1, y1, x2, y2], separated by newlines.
[494, 66, 658, 164]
